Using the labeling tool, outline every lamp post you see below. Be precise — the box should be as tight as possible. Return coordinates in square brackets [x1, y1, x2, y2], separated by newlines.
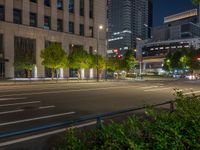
[136, 37, 143, 80]
[97, 25, 103, 82]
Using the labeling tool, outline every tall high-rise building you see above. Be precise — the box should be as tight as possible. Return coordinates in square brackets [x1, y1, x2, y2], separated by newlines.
[107, 0, 152, 51]
[0, 0, 107, 79]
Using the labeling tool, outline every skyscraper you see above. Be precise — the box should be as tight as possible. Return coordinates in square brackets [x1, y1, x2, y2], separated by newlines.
[107, 0, 152, 51]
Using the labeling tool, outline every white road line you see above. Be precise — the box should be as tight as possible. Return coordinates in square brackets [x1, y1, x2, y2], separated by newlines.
[183, 90, 200, 95]
[0, 101, 40, 107]
[0, 85, 140, 98]
[39, 105, 55, 109]
[0, 112, 75, 127]
[139, 86, 159, 89]
[0, 121, 96, 147]
[0, 109, 24, 115]
[144, 87, 172, 92]
[0, 97, 27, 101]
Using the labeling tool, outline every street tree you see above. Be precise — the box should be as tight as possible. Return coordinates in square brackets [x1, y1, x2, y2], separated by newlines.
[40, 43, 68, 80]
[93, 55, 106, 80]
[68, 47, 90, 79]
[14, 54, 35, 78]
[123, 50, 136, 73]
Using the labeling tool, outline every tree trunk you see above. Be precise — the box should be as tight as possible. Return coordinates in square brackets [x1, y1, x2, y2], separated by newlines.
[52, 68, 55, 80]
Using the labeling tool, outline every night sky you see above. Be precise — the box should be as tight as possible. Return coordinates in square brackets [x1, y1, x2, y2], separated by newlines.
[153, 0, 196, 26]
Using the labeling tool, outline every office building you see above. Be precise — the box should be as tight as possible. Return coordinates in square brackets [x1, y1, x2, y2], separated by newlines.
[0, 0, 107, 79]
[107, 0, 152, 53]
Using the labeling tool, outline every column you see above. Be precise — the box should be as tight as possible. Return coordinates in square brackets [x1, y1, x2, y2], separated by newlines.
[84, 0, 89, 36]
[22, 0, 30, 25]
[74, 0, 80, 34]
[5, 0, 13, 22]
[51, 0, 57, 31]
[4, 30, 14, 78]
[38, 0, 44, 28]
[36, 37, 45, 78]
[63, 0, 69, 32]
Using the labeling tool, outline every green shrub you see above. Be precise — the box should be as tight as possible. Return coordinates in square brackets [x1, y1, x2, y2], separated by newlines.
[54, 92, 200, 150]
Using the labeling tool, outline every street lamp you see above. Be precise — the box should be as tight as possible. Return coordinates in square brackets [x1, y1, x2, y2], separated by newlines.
[136, 37, 143, 80]
[97, 25, 104, 82]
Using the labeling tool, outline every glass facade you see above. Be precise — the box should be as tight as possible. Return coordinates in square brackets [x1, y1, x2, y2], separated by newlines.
[80, 24, 84, 36]
[69, 21, 74, 33]
[44, 16, 51, 30]
[80, 0, 84, 16]
[14, 37, 36, 78]
[30, 12, 37, 27]
[13, 9, 22, 24]
[69, 0, 74, 13]
[0, 5, 5, 21]
[89, 0, 93, 18]
[57, 19, 63, 32]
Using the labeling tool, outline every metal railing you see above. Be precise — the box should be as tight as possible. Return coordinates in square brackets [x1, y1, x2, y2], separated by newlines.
[0, 100, 175, 140]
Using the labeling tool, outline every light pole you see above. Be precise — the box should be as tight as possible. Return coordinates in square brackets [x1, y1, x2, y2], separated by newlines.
[97, 25, 103, 82]
[136, 37, 143, 80]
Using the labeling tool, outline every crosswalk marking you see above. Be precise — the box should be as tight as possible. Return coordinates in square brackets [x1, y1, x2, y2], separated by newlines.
[0, 101, 40, 107]
[144, 87, 172, 92]
[0, 97, 27, 101]
[0, 109, 24, 115]
[0, 112, 76, 127]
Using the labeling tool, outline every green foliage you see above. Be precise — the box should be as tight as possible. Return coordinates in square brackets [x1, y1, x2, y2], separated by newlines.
[163, 48, 200, 72]
[68, 47, 90, 70]
[123, 50, 136, 72]
[54, 92, 200, 150]
[40, 43, 68, 80]
[192, 0, 200, 4]
[14, 54, 35, 78]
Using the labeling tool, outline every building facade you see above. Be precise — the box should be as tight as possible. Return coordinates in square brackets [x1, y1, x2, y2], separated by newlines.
[107, 0, 152, 52]
[0, 0, 107, 79]
[136, 9, 200, 74]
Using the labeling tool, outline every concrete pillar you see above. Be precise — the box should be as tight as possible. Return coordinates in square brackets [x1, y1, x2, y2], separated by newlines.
[64, 68, 69, 78]
[84, 0, 89, 36]
[51, 0, 57, 31]
[4, 30, 14, 78]
[36, 37, 45, 78]
[38, 0, 44, 28]
[60, 68, 64, 78]
[63, 0, 69, 32]
[74, 0, 80, 34]
[89, 68, 94, 79]
[81, 69, 85, 79]
[143, 62, 146, 73]
[5, 0, 13, 22]
[22, 0, 30, 25]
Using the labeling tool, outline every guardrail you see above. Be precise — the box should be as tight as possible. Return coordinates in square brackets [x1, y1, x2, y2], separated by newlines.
[0, 100, 175, 140]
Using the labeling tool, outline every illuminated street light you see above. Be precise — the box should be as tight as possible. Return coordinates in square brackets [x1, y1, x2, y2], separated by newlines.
[97, 25, 104, 82]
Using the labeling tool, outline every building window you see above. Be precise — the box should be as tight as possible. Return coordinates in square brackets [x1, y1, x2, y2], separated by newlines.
[80, 0, 84, 16]
[89, 26, 93, 37]
[44, 0, 51, 7]
[69, 0, 74, 13]
[13, 9, 22, 24]
[44, 16, 51, 30]
[0, 34, 3, 56]
[80, 24, 84, 36]
[14, 36, 36, 78]
[69, 21, 74, 33]
[57, 19, 63, 32]
[30, 0, 37, 3]
[57, 0, 63, 10]
[30, 13, 37, 27]
[89, 0, 93, 18]
[0, 5, 5, 21]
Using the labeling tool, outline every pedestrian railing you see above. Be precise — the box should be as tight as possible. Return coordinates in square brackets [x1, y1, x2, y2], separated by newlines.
[0, 100, 175, 140]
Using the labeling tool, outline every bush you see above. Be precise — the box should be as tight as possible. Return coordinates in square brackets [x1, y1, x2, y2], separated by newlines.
[53, 92, 200, 150]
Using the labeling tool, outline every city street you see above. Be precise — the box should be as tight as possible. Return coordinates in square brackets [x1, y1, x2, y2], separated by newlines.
[0, 80, 200, 149]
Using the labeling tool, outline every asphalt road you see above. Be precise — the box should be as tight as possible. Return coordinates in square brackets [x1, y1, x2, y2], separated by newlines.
[0, 80, 200, 149]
